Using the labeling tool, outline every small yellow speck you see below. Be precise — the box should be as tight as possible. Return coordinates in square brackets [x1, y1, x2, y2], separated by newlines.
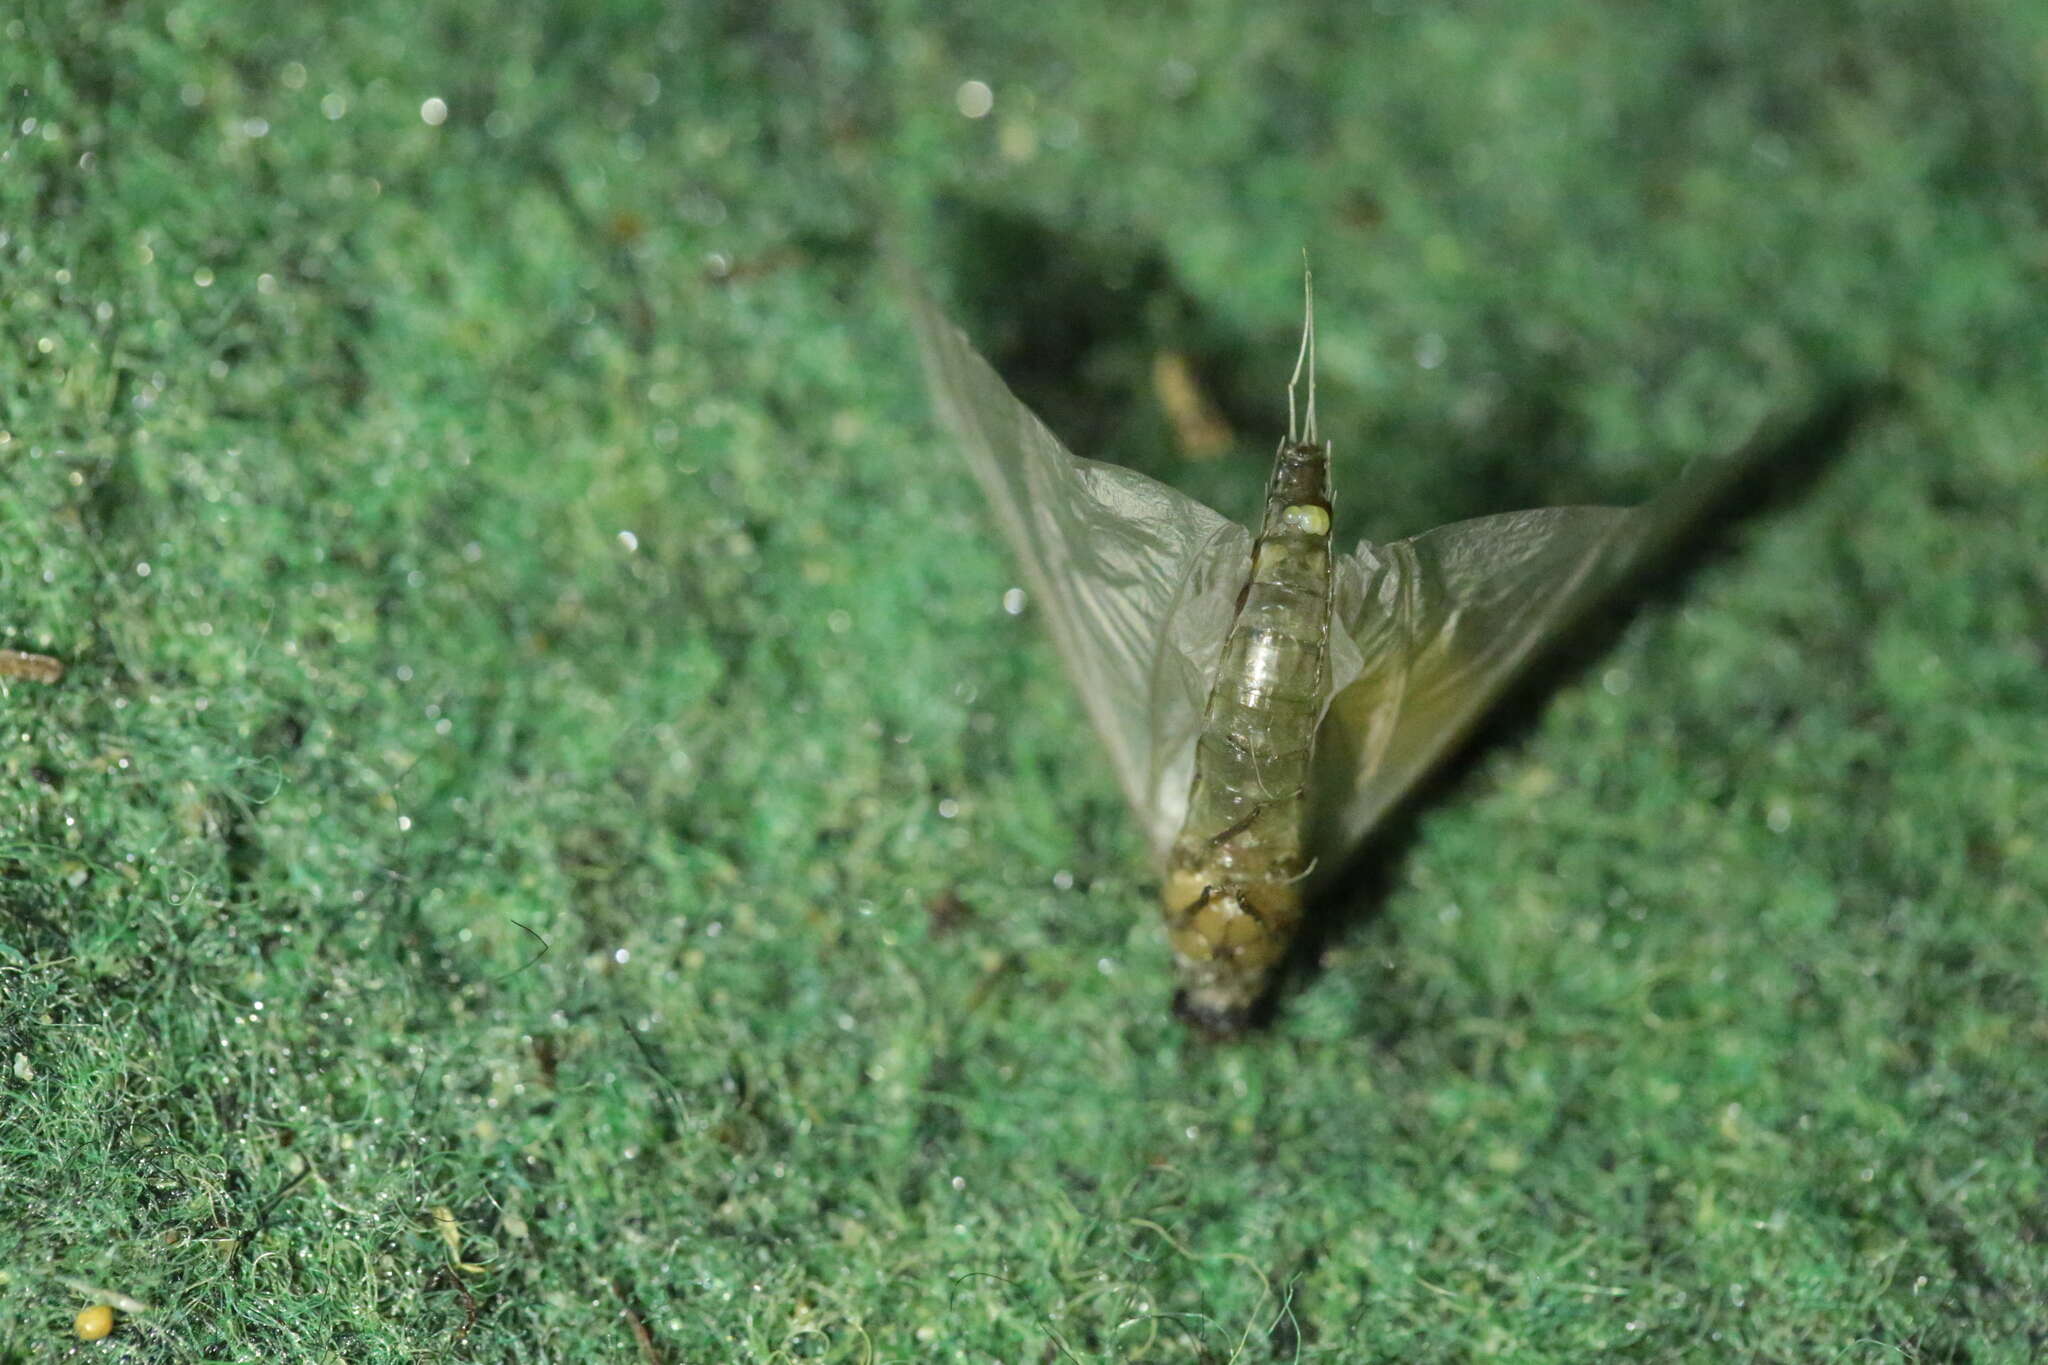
[1152, 350, 1233, 458]
[75, 1304, 115, 1341]
[998, 118, 1037, 162]
[432, 1205, 462, 1257]
[1718, 1102, 1746, 1143]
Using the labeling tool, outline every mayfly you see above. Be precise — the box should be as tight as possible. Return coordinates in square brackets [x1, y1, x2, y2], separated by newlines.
[906, 265, 1845, 1034]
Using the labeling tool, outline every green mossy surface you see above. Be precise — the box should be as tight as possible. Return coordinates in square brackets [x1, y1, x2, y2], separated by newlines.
[2, 1, 2044, 1359]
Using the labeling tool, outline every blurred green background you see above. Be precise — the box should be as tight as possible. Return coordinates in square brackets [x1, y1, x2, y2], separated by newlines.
[3, 0, 2044, 1359]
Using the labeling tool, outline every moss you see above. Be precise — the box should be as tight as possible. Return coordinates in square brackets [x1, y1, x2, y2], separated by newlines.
[2, 0, 2042, 1358]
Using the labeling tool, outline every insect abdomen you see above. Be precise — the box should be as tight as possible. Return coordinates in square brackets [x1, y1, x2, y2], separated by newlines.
[1162, 443, 1335, 1033]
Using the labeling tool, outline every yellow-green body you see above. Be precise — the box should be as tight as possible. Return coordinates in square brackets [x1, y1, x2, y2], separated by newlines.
[1162, 438, 1335, 1032]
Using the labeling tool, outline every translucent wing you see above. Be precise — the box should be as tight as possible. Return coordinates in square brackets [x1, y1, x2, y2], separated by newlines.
[1306, 429, 1800, 884]
[1306, 506, 1631, 875]
[903, 278, 1252, 859]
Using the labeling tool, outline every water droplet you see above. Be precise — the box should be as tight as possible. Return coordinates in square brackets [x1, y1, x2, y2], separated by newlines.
[955, 80, 993, 119]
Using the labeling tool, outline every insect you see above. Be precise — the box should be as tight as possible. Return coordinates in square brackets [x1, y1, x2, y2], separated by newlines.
[905, 263, 1847, 1034]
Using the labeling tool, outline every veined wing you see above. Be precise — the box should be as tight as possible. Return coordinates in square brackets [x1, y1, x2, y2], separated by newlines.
[1305, 406, 1837, 884]
[1306, 504, 1633, 878]
[903, 278, 1252, 858]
